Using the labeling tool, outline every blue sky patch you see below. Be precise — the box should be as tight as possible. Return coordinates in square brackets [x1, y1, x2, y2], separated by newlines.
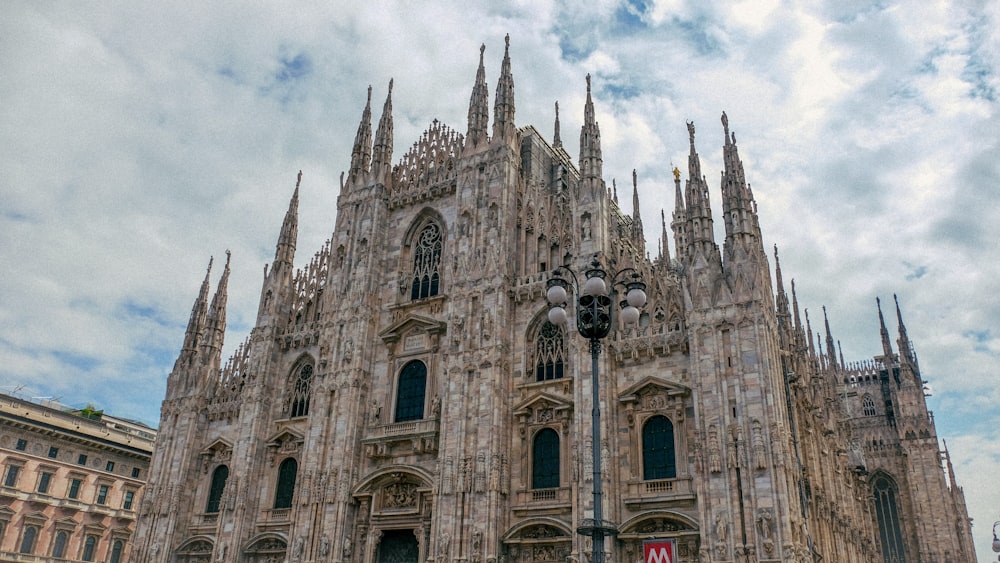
[52, 350, 100, 372]
[277, 53, 312, 83]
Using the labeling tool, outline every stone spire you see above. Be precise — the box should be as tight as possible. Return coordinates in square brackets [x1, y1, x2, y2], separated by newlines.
[202, 250, 230, 366]
[466, 44, 490, 149]
[671, 165, 686, 261]
[877, 297, 894, 360]
[579, 74, 603, 186]
[894, 294, 916, 368]
[181, 256, 213, 356]
[791, 279, 805, 350]
[274, 172, 300, 272]
[823, 306, 837, 369]
[371, 79, 394, 184]
[659, 210, 671, 262]
[348, 86, 373, 186]
[774, 245, 789, 317]
[492, 34, 516, 142]
[553, 101, 561, 148]
[631, 169, 645, 253]
[680, 120, 717, 260]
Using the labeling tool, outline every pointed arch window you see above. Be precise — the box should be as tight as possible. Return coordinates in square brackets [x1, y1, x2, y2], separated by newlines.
[289, 363, 313, 418]
[873, 474, 906, 563]
[274, 457, 298, 509]
[642, 415, 677, 480]
[535, 321, 566, 382]
[532, 428, 560, 489]
[395, 361, 427, 422]
[862, 394, 877, 417]
[19, 525, 37, 554]
[52, 530, 68, 558]
[206, 464, 229, 513]
[410, 223, 442, 300]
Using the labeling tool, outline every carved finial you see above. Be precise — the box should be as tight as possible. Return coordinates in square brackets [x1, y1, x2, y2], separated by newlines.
[721, 111, 729, 134]
[687, 121, 695, 146]
[366, 85, 372, 102]
[480, 43, 485, 57]
[632, 168, 637, 189]
[296, 170, 302, 188]
[586, 73, 592, 93]
[504, 33, 510, 48]
[388, 78, 393, 93]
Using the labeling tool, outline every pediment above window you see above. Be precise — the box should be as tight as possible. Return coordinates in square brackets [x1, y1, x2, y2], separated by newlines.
[379, 314, 447, 352]
[264, 429, 304, 464]
[199, 438, 234, 473]
[513, 393, 573, 437]
[618, 377, 690, 426]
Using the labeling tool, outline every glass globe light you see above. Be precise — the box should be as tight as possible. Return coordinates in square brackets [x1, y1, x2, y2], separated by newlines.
[626, 287, 647, 308]
[583, 276, 607, 297]
[547, 284, 568, 305]
[620, 305, 640, 324]
[548, 306, 568, 325]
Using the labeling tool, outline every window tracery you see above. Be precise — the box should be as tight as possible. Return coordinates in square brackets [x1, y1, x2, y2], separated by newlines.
[862, 394, 877, 417]
[410, 223, 442, 300]
[289, 363, 313, 418]
[534, 321, 565, 382]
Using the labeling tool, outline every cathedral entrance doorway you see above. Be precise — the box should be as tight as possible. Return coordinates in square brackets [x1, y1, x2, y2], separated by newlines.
[377, 529, 419, 563]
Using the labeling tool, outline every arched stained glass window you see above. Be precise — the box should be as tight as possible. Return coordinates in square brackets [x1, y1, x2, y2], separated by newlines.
[395, 361, 427, 423]
[206, 464, 229, 513]
[873, 474, 907, 563]
[52, 531, 68, 558]
[19, 526, 37, 554]
[289, 363, 313, 418]
[274, 458, 298, 509]
[532, 428, 560, 489]
[535, 321, 565, 382]
[862, 394, 877, 417]
[410, 223, 442, 300]
[643, 415, 677, 480]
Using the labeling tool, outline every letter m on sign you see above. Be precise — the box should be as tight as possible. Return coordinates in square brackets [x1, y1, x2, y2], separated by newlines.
[643, 540, 675, 563]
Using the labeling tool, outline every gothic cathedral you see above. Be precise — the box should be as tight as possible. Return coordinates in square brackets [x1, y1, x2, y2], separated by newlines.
[132, 37, 976, 563]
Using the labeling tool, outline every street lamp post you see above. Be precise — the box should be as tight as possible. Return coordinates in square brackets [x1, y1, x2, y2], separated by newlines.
[545, 256, 647, 563]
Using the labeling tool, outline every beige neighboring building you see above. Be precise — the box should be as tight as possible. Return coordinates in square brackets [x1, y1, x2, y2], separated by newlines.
[133, 38, 976, 563]
[0, 394, 155, 562]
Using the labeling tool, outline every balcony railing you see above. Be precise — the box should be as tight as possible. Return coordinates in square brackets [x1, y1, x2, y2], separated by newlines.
[514, 486, 572, 510]
[623, 477, 696, 506]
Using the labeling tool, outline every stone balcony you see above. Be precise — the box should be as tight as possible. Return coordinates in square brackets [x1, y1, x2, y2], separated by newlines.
[622, 477, 696, 508]
[362, 418, 440, 459]
[513, 486, 572, 515]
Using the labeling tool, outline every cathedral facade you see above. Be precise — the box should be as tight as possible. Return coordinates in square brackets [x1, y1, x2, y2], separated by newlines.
[132, 38, 976, 563]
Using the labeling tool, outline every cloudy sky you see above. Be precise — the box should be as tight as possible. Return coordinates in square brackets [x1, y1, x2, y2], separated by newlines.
[3, 0, 998, 558]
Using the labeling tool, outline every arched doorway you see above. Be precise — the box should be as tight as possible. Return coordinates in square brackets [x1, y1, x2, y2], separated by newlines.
[377, 529, 419, 563]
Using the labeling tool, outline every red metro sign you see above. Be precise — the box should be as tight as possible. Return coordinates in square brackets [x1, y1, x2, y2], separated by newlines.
[643, 540, 676, 563]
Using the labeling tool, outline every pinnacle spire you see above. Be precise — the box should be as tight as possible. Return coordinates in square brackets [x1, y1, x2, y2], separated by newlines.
[774, 245, 789, 316]
[466, 44, 490, 148]
[719, 111, 762, 262]
[659, 209, 671, 262]
[681, 120, 716, 260]
[274, 172, 300, 270]
[579, 74, 603, 183]
[348, 86, 373, 185]
[181, 256, 213, 354]
[553, 101, 561, 148]
[371, 79, 394, 183]
[894, 294, 915, 367]
[202, 250, 231, 364]
[671, 164, 687, 261]
[631, 169, 645, 255]
[823, 306, 837, 368]
[492, 34, 515, 141]
[877, 297, 894, 360]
